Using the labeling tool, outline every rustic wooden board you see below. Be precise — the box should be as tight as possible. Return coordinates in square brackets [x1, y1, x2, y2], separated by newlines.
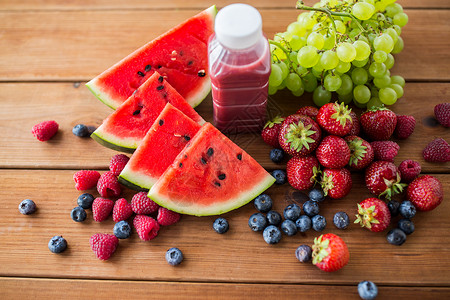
[0, 169, 448, 285]
[0, 9, 448, 81]
[1, 278, 450, 300]
[0, 82, 448, 172]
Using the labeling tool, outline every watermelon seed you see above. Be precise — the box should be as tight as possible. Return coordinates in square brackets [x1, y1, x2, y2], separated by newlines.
[157, 65, 162, 69]
[145, 65, 152, 72]
[132, 109, 140, 115]
[214, 181, 221, 187]
[198, 70, 206, 77]
[237, 153, 242, 160]
[207, 148, 214, 156]
[157, 85, 164, 91]
[159, 119, 164, 126]
[184, 135, 191, 141]
[158, 76, 164, 83]
[179, 163, 183, 168]
[200, 157, 207, 165]
[137, 71, 145, 77]
[218, 173, 226, 180]
[179, 51, 184, 56]
[188, 61, 193, 66]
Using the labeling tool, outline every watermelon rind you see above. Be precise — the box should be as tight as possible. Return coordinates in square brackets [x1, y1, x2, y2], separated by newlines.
[86, 80, 116, 110]
[118, 175, 149, 192]
[90, 129, 136, 153]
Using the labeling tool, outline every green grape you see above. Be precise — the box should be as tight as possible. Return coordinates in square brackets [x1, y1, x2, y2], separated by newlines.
[278, 80, 286, 90]
[358, 36, 369, 44]
[353, 98, 368, 108]
[333, 20, 346, 34]
[353, 85, 371, 103]
[292, 85, 305, 97]
[373, 50, 387, 63]
[321, 50, 339, 70]
[303, 73, 318, 92]
[391, 75, 405, 87]
[307, 32, 325, 50]
[384, 28, 399, 44]
[268, 64, 283, 87]
[302, 13, 317, 30]
[268, 84, 278, 95]
[374, 1, 387, 13]
[336, 74, 353, 95]
[352, 2, 375, 20]
[289, 36, 304, 51]
[353, 40, 371, 61]
[324, 73, 342, 92]
[373, 74, 391, 88]
[373, 34, 395, 53]
[289, 51, 299, 66]
[368, 33, 377, 45]
[392, 36, 404, 54]
[367, 97, 383, 109]
[337, 42, 357, 63]
[297, 12, 307, 23]
[312, 23, 327, 35]
[385, 3, 403, 17]
[379, 87, 398, 105]
[271, 45, 286, 61]
[362, 0, 375, 5]
[323, 33, 336, 50]
[384, 54, 395, 69]
[311, 67, 323, 79]
[351, 68, 368, 85]
[312, 57, 324, 72]
[390, 83, 404, 98]
[297, 46, 320, 68]
[285, 73, 303, 92]
[287, 22, 306, 37]
[276, 61, 289, 80]
[370, 86, 379, 98]
[313, 85, 332, 107]
[338, 92, 353, 104]
[369, 62, 387, 78]
[349, 28, 362, 39]
[335, 60, 351, 73]
[296, 65, 309, 77]
[393, 12, 409, 27]
[392, 24, 402, 36]
[352, 58, 369, 68]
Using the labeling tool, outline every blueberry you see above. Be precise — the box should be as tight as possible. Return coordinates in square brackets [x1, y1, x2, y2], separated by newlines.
[72, 124, 90, 137]
[295, 245, 312, 263]
[271, 169, 287, 185]
[398, 219, 415, 235]
[333, 211, 350, 229]
[399, 200, 416, 219]
[281, 220, 297, 236]
[77, 193, 94, 209]
[311, 215, 327, 232]
[270, 148, 285, 163]
[213, 217, 229, 234]
[166, 247, 183, 266]
[302, 200, 319, 217]
[248, 213, 267, 231]
[358, 281, 378, 300]
[254, 194, 273, 213]
[266, 210, 282, 226]
[295, 215, 312, 232]
[19, 199, 36, 215]
[283, 203, 301, 221]
[387, 200, 400, 217]
[48, 236, 67, 253]
[114, 220, 132, 239]
[309, 188, 325, 202]
[263, 225, 282, 244]
[70, 206, 87, 222]
[386, 228, 407, 246]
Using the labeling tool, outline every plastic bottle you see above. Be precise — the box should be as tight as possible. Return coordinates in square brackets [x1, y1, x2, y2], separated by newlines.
[208, 4, 271, 133]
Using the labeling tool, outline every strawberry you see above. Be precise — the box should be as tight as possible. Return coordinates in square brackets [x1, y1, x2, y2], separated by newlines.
[286, 156, 320, 191]
[92, 197, 114, 222]
[316, 102, 353, 136]
[97, 171, 122, 198]
[31, 120, 59, 141]
[296, 106, 319, 120]
[131, 192, 159, 214]
[73, 170, 101, 190]
[398, 160, 421, 183]
[423, 138, 450, 163]
[109, 154, 130, 176]
[321, 168, 352, 199]
[365, 161, 406, 200]
[394, 115, 416, 139]
[344, 136, 374, 170]
[347, 111, 361, 136]
[157, 207, 181, 226]
[434, 103, 450, 127]
[133, 215, 160, 241]
[360, 107, 397, 141]
[112, 198, 133, 223]
[371, 141, 400, 162]
[278, 114, 322, 157]
[261, 116, 285, 148]
[89, 233, 119, 260]
[312, 233, 349, 272]
[316, 135, 350, 169]
[355, 198, 391, 232]
[407, 175, 443, 211]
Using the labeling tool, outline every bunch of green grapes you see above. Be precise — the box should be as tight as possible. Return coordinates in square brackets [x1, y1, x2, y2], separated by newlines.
[268, 0, 407, 108]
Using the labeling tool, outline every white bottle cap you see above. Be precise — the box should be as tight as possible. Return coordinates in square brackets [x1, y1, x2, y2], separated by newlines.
[215, 4, 263, 50]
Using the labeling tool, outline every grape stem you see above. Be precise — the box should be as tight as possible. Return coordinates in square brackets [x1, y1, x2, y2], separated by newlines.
[268, 40, 292, 69]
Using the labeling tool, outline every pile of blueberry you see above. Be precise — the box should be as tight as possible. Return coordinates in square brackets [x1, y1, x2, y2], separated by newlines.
[386, 199, 416, 246]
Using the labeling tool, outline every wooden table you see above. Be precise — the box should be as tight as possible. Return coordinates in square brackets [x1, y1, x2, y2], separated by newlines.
[0, 0, 449, 298]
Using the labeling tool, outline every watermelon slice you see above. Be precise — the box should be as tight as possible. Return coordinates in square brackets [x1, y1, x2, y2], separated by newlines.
[119, 103, 202, 190]
[86, 6, 216, 109]
[91, 71, 205, 152]
[148, 123, 276, 216]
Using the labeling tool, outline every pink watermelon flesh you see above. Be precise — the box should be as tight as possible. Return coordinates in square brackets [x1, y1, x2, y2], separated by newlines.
[119, 103, 202, 190]
[86, 6, 216, 109]
[91, 71, 205, 152]
[148, 123, 276, 216]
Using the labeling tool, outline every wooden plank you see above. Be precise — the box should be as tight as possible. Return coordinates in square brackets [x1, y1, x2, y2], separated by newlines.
[0, 9, 448, 81]
[0, 82, 448, 172]
[1, 278, 450, 299]
[0, 169, 448, 285]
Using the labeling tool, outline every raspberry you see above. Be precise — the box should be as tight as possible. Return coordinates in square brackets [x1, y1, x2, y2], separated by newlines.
[131, 192, 159, 214]
[89, 233, 119, 260]
[31, 120, 59, 141]
[112, 198, 133, 223]
[133, 215, 160, 241]
[157, 207, 181, 226]
[371, 141, 399, 162]
[73, 170, 101, 191]
[394, 115, 416, 139]
[398, 160, 421, 183]
[109, 154, 130, 176]
[97, 171, 122, 198]
[92, 197, 114, 222]
[423, 138, 450, 163]
[434, 103, 450, 127]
